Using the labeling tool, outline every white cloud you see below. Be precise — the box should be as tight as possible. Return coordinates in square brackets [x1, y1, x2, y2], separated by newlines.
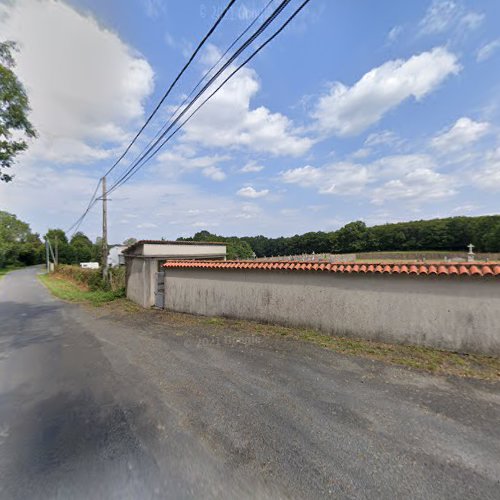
[387, 26, 403, 44]
[313, 47, 460, 136]
[143, 0, 165, 19]
[477, 39, 500, 63]
[202, 165, 226, 181]
[0, 0, 154, 164]
[365, 130, 401, 148]
[240, 161, 264, 173]
[191, 221, 220, 228]
[472, 147, 500, 191]
[235, 203, 263, 219]
[155, 148, 229, 180]
[236, 186, 269, 198]
[281, 163, 371, 195]
[280, 153, 456, 206]
[431, 117, 490, 152]
[418, 0, 483, 36]
[372, 168, 456, 204]
[459, 11, 484, 31]
[419, 0, 458, 34]
[181, 47, 313, 156]
[351, 148, 371, 160]
[452, 204, 479, 214]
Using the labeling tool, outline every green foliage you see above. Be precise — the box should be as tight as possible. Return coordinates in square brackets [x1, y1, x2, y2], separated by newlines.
[55, 264, 125, 294]
[0, 41, 36, 182]
[44, 228, 101, 265]
[39, 273, 123, 306]
[183, 216, 500, 258]
[484, 223, 500, 252]
[123, 237, 137, 246]
[177, 230, 254, 259]
[0, 210, 44, 268]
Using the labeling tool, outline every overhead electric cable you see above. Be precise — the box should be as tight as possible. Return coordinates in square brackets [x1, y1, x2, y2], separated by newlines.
[140, 0, 276, 154]
[67, 0, 238, 233]
[102, 0, 238, 178]
[114, 0, 312, 190]
[105, 0, 298, 195]
[66, 178, 101, 235]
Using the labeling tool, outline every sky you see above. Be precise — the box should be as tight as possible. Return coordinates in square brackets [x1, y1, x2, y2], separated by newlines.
[0, 0, 499, 244]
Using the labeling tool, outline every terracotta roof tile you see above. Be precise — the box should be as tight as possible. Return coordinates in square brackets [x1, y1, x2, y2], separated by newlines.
[162, 260, 500, 277]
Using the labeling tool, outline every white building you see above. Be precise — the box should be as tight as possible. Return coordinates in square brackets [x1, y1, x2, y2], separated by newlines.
[108, 245, 127, 268]
[124, 240, 227, 307]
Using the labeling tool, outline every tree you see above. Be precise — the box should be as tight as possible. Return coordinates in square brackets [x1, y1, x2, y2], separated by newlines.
[178, 230, 254, 259]
[0, 211, 43, 267]
[333, 221, 368, 253]
[0, 41, 36, 182]
[45, 228, 71, 263]
[484, 223, 500, 252]
[123, 237, 137, 246]
[70, 232, 94, 263]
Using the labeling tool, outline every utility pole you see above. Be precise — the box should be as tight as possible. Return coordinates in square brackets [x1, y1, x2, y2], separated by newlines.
[102, 176, 108, 280]
[45, 239, 50, 273]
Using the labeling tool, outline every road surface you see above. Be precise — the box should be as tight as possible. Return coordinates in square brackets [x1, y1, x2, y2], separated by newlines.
[0, 267, 499, 499]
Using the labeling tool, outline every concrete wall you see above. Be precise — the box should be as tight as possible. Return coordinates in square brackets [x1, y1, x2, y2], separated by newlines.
[142, 244, 226, 257]
[163, 269, 500, 355]
[125, 257, 158, 308]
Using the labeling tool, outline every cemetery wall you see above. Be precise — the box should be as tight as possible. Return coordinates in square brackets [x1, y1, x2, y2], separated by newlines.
[162, 268, 500, 355]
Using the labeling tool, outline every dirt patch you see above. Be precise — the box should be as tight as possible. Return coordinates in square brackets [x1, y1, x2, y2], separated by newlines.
[89, 300, 500, 382]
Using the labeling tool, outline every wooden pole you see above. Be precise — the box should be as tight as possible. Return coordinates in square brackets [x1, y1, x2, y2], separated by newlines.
[102, 176, 108, 280]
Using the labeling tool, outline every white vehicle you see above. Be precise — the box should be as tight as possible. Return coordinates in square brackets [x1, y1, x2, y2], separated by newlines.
[79, 262, 100, 269]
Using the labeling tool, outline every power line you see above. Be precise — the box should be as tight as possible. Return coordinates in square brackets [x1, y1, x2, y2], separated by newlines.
[137, 0, 276, 158]
[103, 0, 238, 178]
[66, 178, 101, 236]
[67, 0, 313, 234]
[105, 0, 295, 196]
[113, 0, 312, 190]
[66, 0, 238, 234]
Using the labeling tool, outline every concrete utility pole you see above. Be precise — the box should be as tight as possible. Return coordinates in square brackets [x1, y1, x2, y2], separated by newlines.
[45, 239, 50, 273]
[102, 176, 108, 280]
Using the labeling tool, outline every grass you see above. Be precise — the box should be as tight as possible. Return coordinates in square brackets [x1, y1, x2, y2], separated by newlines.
[38, 272, 500, 380]
[39, 272, 123, 306]
[0, 265, 23, 280]
[159, 313, 500, 381]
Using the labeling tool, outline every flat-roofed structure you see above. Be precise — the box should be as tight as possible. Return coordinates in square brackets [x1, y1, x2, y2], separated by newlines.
[124, 240, 226, 307]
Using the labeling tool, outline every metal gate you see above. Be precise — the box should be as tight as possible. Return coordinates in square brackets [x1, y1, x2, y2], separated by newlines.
[155, 271, 165, 308]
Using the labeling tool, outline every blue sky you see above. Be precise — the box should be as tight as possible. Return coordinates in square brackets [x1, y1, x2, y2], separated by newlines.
[0, 0, 499, 243]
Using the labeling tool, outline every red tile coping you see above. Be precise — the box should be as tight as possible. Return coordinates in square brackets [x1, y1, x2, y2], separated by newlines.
[162, 260, 500, 277]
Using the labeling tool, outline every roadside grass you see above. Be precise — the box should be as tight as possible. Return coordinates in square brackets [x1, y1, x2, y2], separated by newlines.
[189, 315, 500, 380]
[112, 307, 499, 380]
[37, 271, 500, 380]
[39, 272, 123, 306]
[0, 266, 23, 280]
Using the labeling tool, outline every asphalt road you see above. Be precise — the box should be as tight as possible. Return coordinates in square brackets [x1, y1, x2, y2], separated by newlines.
[0, 267, 499, 499]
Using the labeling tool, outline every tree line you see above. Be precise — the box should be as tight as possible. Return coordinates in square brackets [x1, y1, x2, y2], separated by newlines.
[181, 215, 500, 258]
[3, 211, 500, 269]
[0, 211, 137, 269]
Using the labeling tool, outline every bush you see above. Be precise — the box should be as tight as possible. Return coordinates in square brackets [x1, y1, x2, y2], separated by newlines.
[55, 264, 125, 296]
[108, 266, 125, 294]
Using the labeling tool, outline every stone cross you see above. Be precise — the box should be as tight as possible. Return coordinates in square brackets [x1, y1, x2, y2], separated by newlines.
[467, 243, 475, 262]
